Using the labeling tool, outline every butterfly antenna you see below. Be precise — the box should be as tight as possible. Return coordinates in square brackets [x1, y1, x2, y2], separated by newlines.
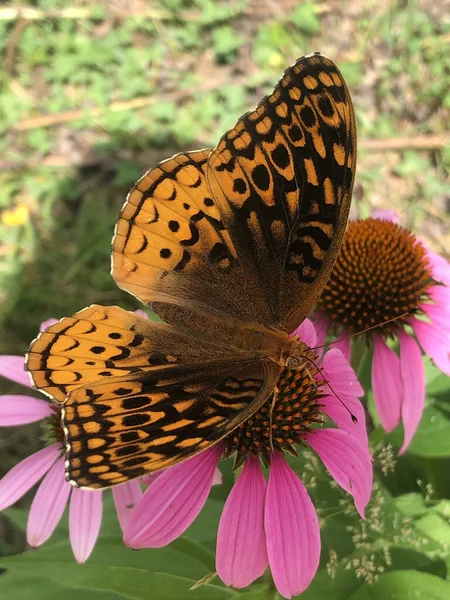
[312, 309, 416, 352]
[301, 355, 358, 424]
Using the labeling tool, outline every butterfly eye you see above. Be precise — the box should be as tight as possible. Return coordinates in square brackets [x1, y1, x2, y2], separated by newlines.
[286, 356, 302, 370]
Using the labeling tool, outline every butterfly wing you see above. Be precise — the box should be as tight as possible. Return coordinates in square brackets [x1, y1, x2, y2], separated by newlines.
[112, 149, 274, 326]
[26, 305, 281, 487]
[63, 359, 279, 488]
[207, 52, 357, 333]
[112, 53, 356, 333]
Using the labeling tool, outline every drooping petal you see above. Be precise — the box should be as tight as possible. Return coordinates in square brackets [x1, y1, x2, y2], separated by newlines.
[0, 444, 61, 511]
[426, 249, 450, 286]
[292, 318, 316, 348]
[420, 289, 450, 331]
[398, 331, 425, 454]
[265, 453, 320, 599]
[216, 455, 268, 588]
[125, 446, 222, 548]
[139, 472, 162, 487]
[112, 480, 143, 533]
[40, 318, 58, 332]
[27, 456, 71, 546]
[0, 356, 31, 388]
[320, 393, 367, 446]
[212, 467, 223, 486]
[0, 395, 54, 426]
[372, 336, 402, 432]
[306, 429, 372, 518]
[134, 309, 148, 320]
[371, 209, 400, 223]
[310, 312, 331, 356]
[69, 488, 103, 563]
[333, 336, 351, 361]
[411, 318, 450, 376]
[427, 284, 450, 308]
[321, 349, 363, 399]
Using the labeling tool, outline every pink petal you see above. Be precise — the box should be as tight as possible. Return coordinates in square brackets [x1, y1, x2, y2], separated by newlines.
[125, 446, 222, 548]
[0, 444, 61, 510]
[69, 487, 103, 563]
[212, 467, 223, 486]
[27, 456, 71, 546]
[112, 480, 143, 533]
[322, 349, 363, 398]
[398, 331, 425, 454]
[310, 312, 331, 356]
[140, 472, 162, 487]
[332, 336, 351, 361]
[0, 356, 31, 388]
[291, 318, 316, 347]
[216, 455, 268, 588]
[265, 454, 320, 598]
[426, 249, 450, 286]
[411, 318, 450, 376]
[134, 309, 148, 320]
[306, 429, 372, 518]
[40, 318, 57, 332]
[427, 284, 450, 307]
[0, 395, 54, 426]
[421, 291, 450, 331]
[371, 209, 400, 223]
[372, 336, 402, 432]
[320, 393, 367, 446]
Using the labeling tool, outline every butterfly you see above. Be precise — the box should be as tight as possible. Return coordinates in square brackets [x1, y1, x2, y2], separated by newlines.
[26, 53, 357, 489]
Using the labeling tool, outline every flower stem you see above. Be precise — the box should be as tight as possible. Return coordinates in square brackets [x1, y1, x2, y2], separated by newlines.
[351, 337, 368, 378]
[264, 571, 278, 599]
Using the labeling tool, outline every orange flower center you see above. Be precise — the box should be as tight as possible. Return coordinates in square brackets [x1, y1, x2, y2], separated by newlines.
[224, 348, 324, 467]
[317, 218, 434, 336]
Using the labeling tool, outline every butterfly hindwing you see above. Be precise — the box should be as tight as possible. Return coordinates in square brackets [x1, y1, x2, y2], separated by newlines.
[26, 305, 281, 487]
[63, 358, 280, 488]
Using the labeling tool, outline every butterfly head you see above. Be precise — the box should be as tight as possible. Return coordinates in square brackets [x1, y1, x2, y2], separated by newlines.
[283, 338, 313, 371]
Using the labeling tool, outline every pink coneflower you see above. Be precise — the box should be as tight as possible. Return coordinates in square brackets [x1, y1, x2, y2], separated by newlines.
[314, 211, 450, 453]
[0, 319, 143, 561]
[124, 320, 373, 599]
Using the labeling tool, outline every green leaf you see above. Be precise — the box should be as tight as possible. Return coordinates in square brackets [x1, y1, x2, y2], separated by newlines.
[348, 570, 450, 599]
[0, 563, 234, 600]
[0, 572, 124, 600]
[0, 537, 232, 600]
[395, 493, 428, 517]
[0, 535, 215, 579]
[237, 589, 268, 599]
[416, 502, 450, 546]
[403, 405, 450, 458]
[288, 2, 320, 33]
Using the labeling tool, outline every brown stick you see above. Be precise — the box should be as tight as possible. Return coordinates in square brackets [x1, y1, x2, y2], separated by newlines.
[360, 134, 449, 151]
[12, 77, 244, 131]
[0, 7, 168, 21]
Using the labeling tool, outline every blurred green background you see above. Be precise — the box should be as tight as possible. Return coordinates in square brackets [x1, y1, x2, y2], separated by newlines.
[0, 0, 449, 574]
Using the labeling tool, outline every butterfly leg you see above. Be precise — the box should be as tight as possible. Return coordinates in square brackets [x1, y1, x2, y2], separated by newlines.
[268, 385, 280, 453]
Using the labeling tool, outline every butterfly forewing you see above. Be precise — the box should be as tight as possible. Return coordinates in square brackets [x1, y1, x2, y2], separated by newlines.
[112, 53, 356, 333]
[27, 305, 257, 403]
[207, 53, 357, 332]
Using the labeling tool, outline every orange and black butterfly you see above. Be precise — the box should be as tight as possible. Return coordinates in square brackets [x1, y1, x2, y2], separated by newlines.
[26, 53, 357, 488]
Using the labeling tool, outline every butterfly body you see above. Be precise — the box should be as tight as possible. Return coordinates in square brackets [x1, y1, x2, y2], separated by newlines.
[26, 53, 356, 488]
